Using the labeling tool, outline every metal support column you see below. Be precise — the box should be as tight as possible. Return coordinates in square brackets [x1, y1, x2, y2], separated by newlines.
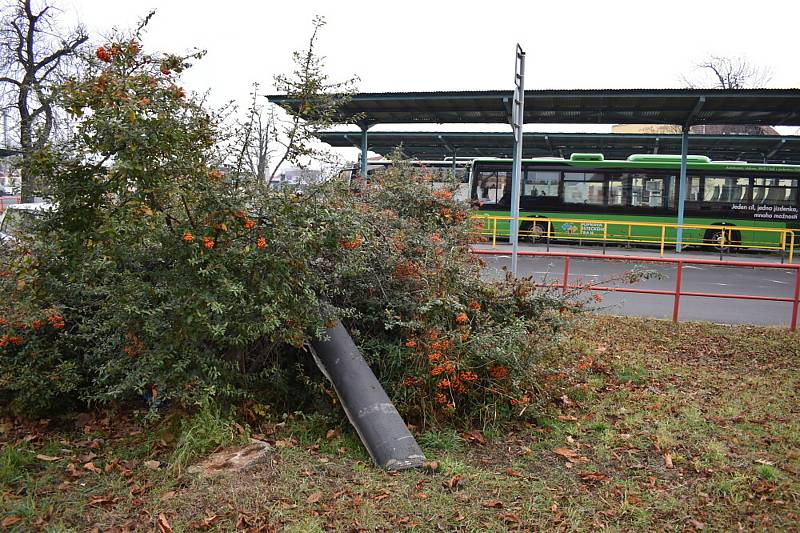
[676, 126, 689, 252]
[359, 125, 370, 177]
[676, 97, 704, 253]
[452, 148, 457, 178]
[509, 44, 526, 276]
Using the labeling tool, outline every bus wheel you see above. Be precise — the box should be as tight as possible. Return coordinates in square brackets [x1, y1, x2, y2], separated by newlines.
[704, 227, 740, 252]
[520, 221, 548, 243]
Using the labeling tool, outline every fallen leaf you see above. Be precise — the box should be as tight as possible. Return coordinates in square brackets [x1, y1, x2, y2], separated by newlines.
[78, 452, 97, 463]
[144, 460, 161, 470]
[579, 471, 608, 483]
[189, 514, 220, 530]
[502, 513, 520, 524]
[325, 428, 340, 440]
[83, 462, 102, 473]
[557, 415, 578, 421]
[1, 516, 22, 527]
[305, 491, 322, 504]
[664, 452, 674, 469]
[373, 490, 390, 502]
[443, 474, 464, 491]
[481, 499, 503, 508]
[462, 430, 486, 445]
[506, 467, 522, 478]
[453, 511, 465, 522]
[755, 459, 775, 466]
[156, 513, 173, 533]
[160, 490, 176, 501]
[553, 448, 580, 459]
[130, 483, 152, 496]
[88, 495, 118, 506]
[690, 519, 705, 530]
[235, 513, 254, 529]
[36, 454, 61, 462]
[65, 463, 82, 479]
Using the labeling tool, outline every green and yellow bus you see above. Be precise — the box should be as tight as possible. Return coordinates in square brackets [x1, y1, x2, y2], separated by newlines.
[470, 153, 800, 251]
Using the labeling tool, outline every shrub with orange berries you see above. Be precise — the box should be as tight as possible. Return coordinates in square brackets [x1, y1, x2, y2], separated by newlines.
[0, 36, 580, 420]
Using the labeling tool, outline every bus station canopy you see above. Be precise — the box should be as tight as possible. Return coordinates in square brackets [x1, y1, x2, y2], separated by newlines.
[316, 131, 800, 164]
[267, 89, 800, 127]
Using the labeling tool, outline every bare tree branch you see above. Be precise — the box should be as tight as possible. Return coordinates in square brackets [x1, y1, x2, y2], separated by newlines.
[269, 15, 359, 184]
[684, 55, 772, 90]
[0, 0, 88, 201]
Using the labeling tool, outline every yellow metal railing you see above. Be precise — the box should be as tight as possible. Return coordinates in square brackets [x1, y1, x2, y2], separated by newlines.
[471, 214, 797, 263]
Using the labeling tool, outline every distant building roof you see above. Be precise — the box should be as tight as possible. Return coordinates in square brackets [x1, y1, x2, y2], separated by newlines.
[268, 89, 800, 126]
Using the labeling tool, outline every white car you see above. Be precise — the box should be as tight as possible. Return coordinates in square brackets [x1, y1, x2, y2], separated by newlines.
[0, 203, 53, 243]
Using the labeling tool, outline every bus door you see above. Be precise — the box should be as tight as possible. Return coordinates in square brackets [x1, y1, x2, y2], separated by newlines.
[471, 167, 512, 209]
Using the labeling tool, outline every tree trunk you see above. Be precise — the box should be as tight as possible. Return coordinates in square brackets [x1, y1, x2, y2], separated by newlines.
[18, 91, 34, 203]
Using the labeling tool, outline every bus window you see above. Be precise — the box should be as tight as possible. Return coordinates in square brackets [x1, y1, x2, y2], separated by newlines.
[703, 177, 749, 203]
[753, 178, 797, 206]
[630, 175, 669, 208]
[563, 172, 604, 205]
[608, 177, 624, 206]
[524, 171, 559, 197]
[688, 177, 701, 201]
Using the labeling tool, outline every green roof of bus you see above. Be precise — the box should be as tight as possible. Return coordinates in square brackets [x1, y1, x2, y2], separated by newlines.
[471, 154, 800, 174]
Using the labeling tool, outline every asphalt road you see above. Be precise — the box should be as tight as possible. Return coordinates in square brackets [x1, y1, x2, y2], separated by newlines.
[478, 245, 798, 327]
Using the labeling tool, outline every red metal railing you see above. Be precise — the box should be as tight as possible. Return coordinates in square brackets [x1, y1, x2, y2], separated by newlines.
[0, 196, 21, 212]
[472, 249, 800, 332]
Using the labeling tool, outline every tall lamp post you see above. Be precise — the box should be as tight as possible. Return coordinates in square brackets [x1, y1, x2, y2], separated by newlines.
[509, 44, 526, 276]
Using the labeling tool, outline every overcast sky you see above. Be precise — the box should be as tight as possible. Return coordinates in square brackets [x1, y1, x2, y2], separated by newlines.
[60, 0, 800, 161]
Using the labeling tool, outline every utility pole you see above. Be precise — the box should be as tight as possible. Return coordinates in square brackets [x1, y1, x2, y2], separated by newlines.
[509, 44, 526, 276]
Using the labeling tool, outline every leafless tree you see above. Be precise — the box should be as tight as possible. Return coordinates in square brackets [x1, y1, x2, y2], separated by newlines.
[242, 83, 274, 183]
[683, 55, 772, 89]
[0, 0, 87, 201]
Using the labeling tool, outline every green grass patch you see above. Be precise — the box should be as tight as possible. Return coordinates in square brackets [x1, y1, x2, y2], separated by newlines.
[169, 404, 249, 474]
[1, 316, 797, 531]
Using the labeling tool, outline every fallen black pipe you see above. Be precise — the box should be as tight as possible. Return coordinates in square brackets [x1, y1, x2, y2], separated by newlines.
[309, 321, 426, 470]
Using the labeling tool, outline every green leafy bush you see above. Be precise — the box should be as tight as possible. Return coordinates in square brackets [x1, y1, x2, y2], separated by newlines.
[0, 34, 350, 414]
[326, 164, 579, 425]
[0, 35, 580, 426]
